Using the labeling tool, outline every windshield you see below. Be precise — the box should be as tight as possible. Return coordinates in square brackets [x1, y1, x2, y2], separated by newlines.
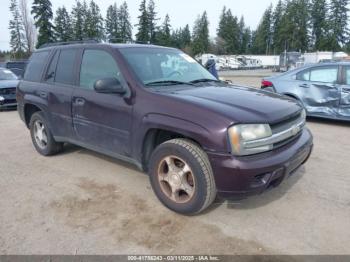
[119, 47, 216, 86]
[0, 69, 17, 80]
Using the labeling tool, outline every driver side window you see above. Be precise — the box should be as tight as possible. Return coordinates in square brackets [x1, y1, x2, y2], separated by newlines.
[79, 49, 126, 90]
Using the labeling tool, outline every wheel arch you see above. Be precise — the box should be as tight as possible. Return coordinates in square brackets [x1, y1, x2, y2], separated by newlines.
[141, 128, 204, 172]
[24, 103, 43, 128]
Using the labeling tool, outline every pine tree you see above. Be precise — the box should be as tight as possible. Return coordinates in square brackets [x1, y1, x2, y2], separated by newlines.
[192, 11, 210, 55]
[241, 27, 252, 54]
[311, 0, 328, 50]
[217, 7, 240, 54]
[54, 6, 73, 42]
[238, 16, 249, 54]
[31, 0, 55, 47]
[9, 0, 26, 57]
[106, 3, 119, 42]
[135, 0, 149, 42]
[329, 0, 349, 50]
[252, 5, 272, 54]
[85, 0, 104, 40]
[71, 0, 85, 40]
[156, 14, 172, 46]
[271, 0, 284, 53]
[81, 0, 90, 38]
[119, 1, 132, 43]
[172, 25, 191, 49]
[181, 25, 191, 48]
[147, 0, 159, 43]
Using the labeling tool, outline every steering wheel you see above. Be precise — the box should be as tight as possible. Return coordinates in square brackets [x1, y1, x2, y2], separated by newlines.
[166, 70, 182, 78]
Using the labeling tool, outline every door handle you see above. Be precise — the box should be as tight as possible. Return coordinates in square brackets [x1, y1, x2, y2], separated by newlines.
[74, 97, 85, 106]
[37, 91, 47, 98]
[299, 83, 309, 88]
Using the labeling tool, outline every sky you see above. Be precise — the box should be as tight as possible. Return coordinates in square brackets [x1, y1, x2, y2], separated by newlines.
[0, 0, 279, 51]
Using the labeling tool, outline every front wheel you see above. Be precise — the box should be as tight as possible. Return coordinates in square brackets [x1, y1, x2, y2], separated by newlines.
[149, 139, 216, 215]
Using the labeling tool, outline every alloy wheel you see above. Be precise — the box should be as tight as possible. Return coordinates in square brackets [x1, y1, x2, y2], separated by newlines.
[157, 155, 195, 204]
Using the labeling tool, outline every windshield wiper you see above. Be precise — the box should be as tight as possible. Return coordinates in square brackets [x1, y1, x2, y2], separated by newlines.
[190, 78, 221, 84]
[145, 80, 194, 86]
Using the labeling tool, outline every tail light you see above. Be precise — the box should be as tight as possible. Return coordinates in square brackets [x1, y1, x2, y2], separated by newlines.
[261, 80, 273, 88]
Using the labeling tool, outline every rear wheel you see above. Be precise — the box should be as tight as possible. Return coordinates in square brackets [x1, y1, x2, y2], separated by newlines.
[149, 139, 216, 215]
[29, 112, 63, 156]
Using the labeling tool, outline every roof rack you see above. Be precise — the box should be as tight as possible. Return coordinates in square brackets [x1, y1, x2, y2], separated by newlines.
[39, 39, 101, 49]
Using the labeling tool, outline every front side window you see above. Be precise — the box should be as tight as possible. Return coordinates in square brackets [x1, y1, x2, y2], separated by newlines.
[79, 49, 125, 90]
[119, 47, 216, 86]
[24, 51, 50, 82]
[309, 67, 338, 83]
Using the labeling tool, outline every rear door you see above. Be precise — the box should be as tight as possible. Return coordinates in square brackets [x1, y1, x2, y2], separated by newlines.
[44, 48, 80, 139]
[338, 66, 350, 118]
[296, 65, 340, 116]
[72, 47, 133, 157]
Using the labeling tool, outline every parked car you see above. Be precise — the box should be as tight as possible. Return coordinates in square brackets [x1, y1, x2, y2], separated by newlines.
[5, 61, 27, 78]
[262, 62, 350, 121]
[17, 43, 313, 214]
[0, 68, 18, 109]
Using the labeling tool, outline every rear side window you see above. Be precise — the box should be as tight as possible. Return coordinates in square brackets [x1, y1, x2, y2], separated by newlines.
[45, 51, 59, 83]
[24, 51, 50, 82]
[55, 49, 78, 85]
[296, 70, 310, 81]
[79, 49, 126, 90]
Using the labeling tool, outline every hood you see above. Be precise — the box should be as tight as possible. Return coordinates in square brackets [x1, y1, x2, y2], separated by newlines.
[164, 84, 302, 124]
[0, 80, 19, 89]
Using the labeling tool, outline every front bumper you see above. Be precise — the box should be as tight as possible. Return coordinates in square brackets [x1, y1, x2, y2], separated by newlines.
[0, 95, 17, 109]
[207, 128, 313, 198]
[0, 101, 17, 109]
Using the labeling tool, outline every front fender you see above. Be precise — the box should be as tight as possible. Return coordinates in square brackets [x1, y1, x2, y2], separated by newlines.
[133, 113, 229, 162]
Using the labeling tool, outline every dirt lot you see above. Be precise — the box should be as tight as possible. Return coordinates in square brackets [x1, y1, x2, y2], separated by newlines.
[219, 69, 278, 87]
[1, 73, 350, 255]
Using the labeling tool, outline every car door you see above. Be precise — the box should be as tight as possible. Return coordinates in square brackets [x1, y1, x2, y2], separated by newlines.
[72, 48, 133, 157]
[44, 48, 79, 139]
[338, 66, 350, 118]
[296, 65, 340, 116]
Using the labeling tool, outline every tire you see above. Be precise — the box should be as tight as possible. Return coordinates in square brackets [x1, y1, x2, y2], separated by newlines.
[29, 111, 63, 156]
[149, 138, 216, 215]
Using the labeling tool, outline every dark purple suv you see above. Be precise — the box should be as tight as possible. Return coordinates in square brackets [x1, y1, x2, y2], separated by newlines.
[17, 43, 313, 214]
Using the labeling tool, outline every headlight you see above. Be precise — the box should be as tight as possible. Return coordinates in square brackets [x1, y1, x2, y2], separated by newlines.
[0, 96, 4, 101]
[228, 124, 273, 156]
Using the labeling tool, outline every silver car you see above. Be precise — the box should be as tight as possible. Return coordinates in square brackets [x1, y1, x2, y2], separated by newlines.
[262, 62, 350, 121]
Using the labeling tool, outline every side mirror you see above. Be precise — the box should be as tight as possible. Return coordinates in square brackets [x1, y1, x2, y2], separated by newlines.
[93, 77, 126, 94]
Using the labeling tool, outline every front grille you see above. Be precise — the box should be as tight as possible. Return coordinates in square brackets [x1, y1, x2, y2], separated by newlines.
[0, 87, 16, 95]
[271, 111, 303, 134]
[5, 99, 16, 104]
[271, 111, 305, 149]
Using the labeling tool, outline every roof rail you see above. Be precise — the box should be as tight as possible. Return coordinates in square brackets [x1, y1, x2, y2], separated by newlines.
[107, 38, 151, 45]
[39, 39, 101, 49]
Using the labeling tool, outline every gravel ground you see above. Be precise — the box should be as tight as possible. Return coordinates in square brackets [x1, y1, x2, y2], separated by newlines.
[0, 74, 350, 255]
[219, 69, 279, 87]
